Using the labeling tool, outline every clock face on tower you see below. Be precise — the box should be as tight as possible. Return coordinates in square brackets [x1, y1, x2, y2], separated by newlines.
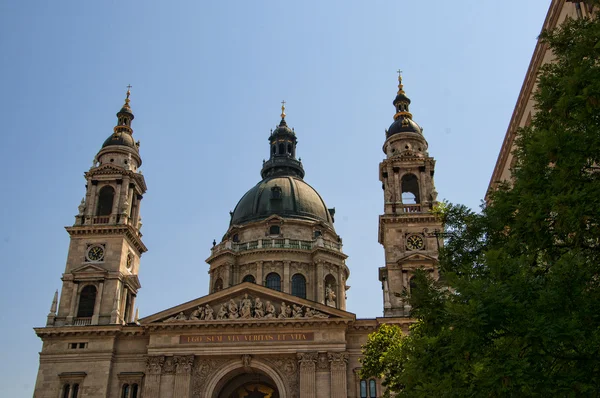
[406, 234, 424, 251]
[86, 245, 105, 262]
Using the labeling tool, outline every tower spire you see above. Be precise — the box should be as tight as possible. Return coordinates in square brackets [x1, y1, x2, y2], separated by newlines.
[260, 102, 305, 179]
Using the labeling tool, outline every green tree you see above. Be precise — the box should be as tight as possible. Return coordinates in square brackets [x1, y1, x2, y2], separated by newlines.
[361, 7, 600, 397]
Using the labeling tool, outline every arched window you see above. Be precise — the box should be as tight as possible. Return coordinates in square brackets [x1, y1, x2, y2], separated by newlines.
[409, 276, 418, 295]
[242, 274, 256, 284]
[287, 143, 292, 155]
[62, 384, 70, 398]
[369, 379, 377, 397]
[278, 143, 285, 155]
[291, 274, 306, 299]
[131, 384, 138, 398]
[121, 384, 130, 398]
[269, 225, 280, 235]
[360, 380, 367, 398]
[72, 384, 79, 398]
[213, 278, 223, 293]
[265, 273, 281, 291]
[77, 285, 97, 318]
[401, 174, 420, 204]
[96, 186, 115, 216]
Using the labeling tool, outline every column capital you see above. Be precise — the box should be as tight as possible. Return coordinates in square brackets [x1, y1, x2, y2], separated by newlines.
[146, 355, 165, 375]
[174, 355, 194, 374]
[328, 352, 348, 371]
[297, 352, 318, 371]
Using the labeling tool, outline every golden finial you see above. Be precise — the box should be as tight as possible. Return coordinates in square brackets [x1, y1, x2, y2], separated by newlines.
[396, 69, 405, 95]
[281, 100, 286, 120]
[124, 84, 132, 106]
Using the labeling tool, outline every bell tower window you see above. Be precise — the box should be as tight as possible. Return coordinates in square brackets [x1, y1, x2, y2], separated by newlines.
[96, 186, 115, 216]
[401, 174, 420, 204]
[76, 285, 97, 318]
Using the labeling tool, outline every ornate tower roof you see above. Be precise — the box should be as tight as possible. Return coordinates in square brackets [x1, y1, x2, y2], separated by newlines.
[386, 71, 423, 138]
[101, 87, 139, 152]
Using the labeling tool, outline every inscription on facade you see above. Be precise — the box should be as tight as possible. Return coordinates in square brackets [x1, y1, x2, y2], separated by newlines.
[180, 332, 314, 344]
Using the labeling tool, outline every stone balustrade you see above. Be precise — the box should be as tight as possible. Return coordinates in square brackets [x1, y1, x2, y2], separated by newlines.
[211, 237, 342, 255]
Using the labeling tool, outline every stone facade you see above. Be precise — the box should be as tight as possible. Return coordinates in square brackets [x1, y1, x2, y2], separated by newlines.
[34, 80, 438, 397]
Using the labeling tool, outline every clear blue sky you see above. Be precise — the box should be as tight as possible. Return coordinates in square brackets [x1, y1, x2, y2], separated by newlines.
[0, 0, 551, 396]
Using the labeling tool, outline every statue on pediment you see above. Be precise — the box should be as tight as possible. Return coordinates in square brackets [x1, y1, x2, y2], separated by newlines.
[204, 304, 214, 320]
[240, 294, 253, 319]
[254, 297, 264, 318]
[228, 299, 239, 319]
[217, 304, 228, 320]
[264, 301, 276, 318]
[305, 307, 329, 318]
[279, 302, 291, 318]
[189, 306, 204, 320]
[292, 304, 303, 318]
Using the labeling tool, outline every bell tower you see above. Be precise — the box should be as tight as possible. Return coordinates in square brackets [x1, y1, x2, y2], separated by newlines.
[378, 73, 442, 317]
[47, 88, 148, 327]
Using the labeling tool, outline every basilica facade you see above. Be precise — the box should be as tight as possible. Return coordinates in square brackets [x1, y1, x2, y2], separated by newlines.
[33, 75, 441, 398]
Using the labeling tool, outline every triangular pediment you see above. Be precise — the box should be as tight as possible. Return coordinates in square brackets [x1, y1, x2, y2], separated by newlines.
[396, 252, 438, 267]
[89, 163, 126, 175]
[140, 282, 355, 325]
[70, 263, 108, 275]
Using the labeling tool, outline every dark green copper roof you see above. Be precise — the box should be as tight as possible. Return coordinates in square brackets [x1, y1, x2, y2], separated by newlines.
[102, 131, 138, 150]
[230, 176, 334, 228]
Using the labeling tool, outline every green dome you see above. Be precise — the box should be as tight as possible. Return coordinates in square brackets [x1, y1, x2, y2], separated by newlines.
[231, 176, 334, 228]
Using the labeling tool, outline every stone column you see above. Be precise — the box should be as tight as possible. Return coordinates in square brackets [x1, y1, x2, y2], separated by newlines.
[283, 261, 291, 293]
[144, 356, 164, 398]
[111, 181, 122, 223]
[316, 261, 324, 304]
[173, 355, 194, 398]
[91, 282, 103, 325]
[66, 282, 79, 325]
[328, 352, 348, 398]
[85, 180, 98, 224]
[297, 352, 317, 398]
[393, 168, 401, 206]
[256, 261, 263, 286]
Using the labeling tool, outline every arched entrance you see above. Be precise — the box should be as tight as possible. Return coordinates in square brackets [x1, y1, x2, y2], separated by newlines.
[206, 360, 287, 398]
[217, 372, 279, 398]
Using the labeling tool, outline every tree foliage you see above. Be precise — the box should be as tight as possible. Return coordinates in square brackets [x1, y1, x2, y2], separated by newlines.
[361, 7, 600, 397]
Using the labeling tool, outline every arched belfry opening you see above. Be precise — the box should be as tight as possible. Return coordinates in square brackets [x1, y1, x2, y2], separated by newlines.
[401, 174, 420, 204]
[96, 185, 115, 216]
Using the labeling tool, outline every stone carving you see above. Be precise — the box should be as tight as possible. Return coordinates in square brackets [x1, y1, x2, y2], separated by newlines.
[317, 352, 329, 370]
[146, 355, 165, 375]
[297, 352, 318, 371]
[254, 297, 264, 318]
[292, 304, 303, 318]
[189, 306, 204, 320]
[175, 355, 195, 374]
[191, 358, 228, 398]
[278, 302, 290, 318]
[204, 304, 214, 320]
[216, 304, 228, 320]
[326, 284, 336, 307]
[264, 301, 276, 318]
[328, 352, 349, 372]
[240, 294, 253, 319]
[228, 299, 239, 319]
[266, 356, 299, 398]
[162, 357, 175, 374]
[160, 296, 330, 323]
[241, 354, 252, 368]
[78, 198, 86, 215]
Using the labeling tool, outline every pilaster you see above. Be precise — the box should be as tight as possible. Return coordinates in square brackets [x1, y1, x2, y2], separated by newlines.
[173, 355, 194, 397]
[144, 356, 164, 398]
[297, 352, 317, 398]
[328, 352, 348, 398]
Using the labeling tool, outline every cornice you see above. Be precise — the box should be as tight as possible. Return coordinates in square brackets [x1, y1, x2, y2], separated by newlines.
[487, 0, 566, 197]
[207, 245, 347, 263]
[65, 224, 147, 254]
[34, 325, 145, 338]
[145, 317, 352, 332]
